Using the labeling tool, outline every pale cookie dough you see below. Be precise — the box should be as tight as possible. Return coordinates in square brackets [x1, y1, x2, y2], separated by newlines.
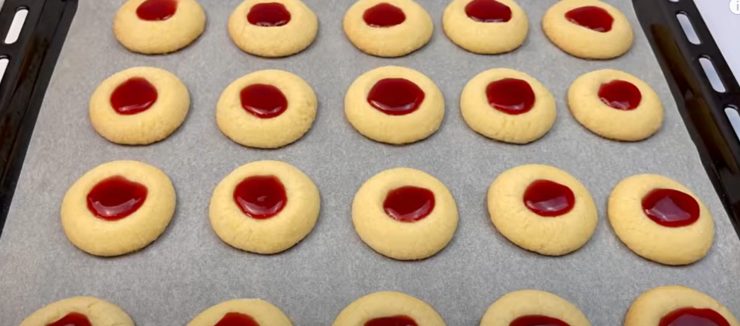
[542, 0, 633, 59]
[209, 160, 320, 254]
[343, 0, 433, 57]
[20, 296, 134, 326]
[188, 299, 292, 326]
[61, 160, 176, 257]
[487, 164, 597, 256]
[114, 0, 206, 54]
[461, 68, 556, 144]
[443, 0, 528, 54]
[217, 70, 317, 149]
[333, 291, 445, 326]
[625, 286, 739, 326]
[608, 174, 714, 265]
[89, 66, 190, 145]
[352, 167, 458, 260]
[568, 69, 663, 141]
[228, 0, 318, 57]
[345, 66, 444, 145]
[480, 290, 591, 326]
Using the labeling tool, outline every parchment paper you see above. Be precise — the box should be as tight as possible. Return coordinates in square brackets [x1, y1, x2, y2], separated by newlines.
[0, 1, 738, 325]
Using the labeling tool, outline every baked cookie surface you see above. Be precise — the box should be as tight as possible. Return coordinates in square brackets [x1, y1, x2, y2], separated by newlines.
[333, 291, 445, 326]
[228, 0, 318, 57]
[209, 160, 320, 254]
[345, 66, 444, 145]
[461, 68, 556, 144]
[217, 69, 317, 149]
[89, 66, 190, 145]
[625, 286, 738, 326]
[343, 0, 433, 57]
[188, 299, 292, 326]
[542, 0, 633, 59]
[443, 0, 528, 54]
[114, 0, 206, 54]
[487, 164, 597, 256]
[20, 296, 134, 326]
[61, 160, 176, 257]
[480, 290, 591, 326]
[352, 167, 458, 260]
[568, 69, 663, 141]
[608, 174, 714, 265]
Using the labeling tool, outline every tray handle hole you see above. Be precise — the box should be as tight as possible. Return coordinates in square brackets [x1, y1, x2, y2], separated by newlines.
[0, 56, 8, 87]
[676, 12, 701, 45]
[725, 106, 740, 143]
[4, 8, 28, 45]
[699, 56, 727, 93]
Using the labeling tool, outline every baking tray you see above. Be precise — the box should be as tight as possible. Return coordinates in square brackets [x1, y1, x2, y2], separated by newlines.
[1, 0, 739, 325]
[633, 0, 740, 237]
[0, 0, 77, 237]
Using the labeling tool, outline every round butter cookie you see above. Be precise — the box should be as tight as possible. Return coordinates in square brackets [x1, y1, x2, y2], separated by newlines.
[461, 68, 556, 144]
[228, 0, 318, 57]
[61, 160, 176, 257]
[480, 290, 591, 326]
[625, 286, 738, 326]
[443, 0, 528, 54]
[217, 69, 317, 149]
[345, 66, 444, 145]
[352, 167, 458, 260]
[21, 296, 134, 326]
[333, 291, 445, 326]
[608, 174, 714, 265]
[343, 0, 433, 57]
[89, 66, 189, 145]
[189, 299, 292, 326]
[568, 69, 663, 141]
[114, 0, 206, 54]
[209, 160, 320, 254]
[487, 164, 597, 256]
[542, 0, 633, 59]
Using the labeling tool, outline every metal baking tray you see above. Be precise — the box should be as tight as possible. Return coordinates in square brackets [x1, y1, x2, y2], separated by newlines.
[0, 0, 739, 324]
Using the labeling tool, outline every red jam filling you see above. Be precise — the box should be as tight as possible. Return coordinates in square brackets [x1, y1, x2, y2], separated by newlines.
[87, 176, 148, 221]
[240, 84, 288, 119]
[523, 180, 576, 217]
[465, 0, 512, 22]
[363, 3, 406, 27]
[564, 6, 613, 32]
[365, 315, 418, 326]
[383, 186, 435, 222]
[510, 315, 570, 326]
[486, 78, 536, 115]
[598, 80, 642, 110]
[233, 175, 287, 219]
[247, 2, 291, 27]
[367, 78, 425, 115]
[47, 312, 92, 326]
[136, 0, 178, 21]
[659, 307, 730, 326]
[215, 312, 260, 326]
[110, 77, 158, 115]
[642, 188, 700, 227]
